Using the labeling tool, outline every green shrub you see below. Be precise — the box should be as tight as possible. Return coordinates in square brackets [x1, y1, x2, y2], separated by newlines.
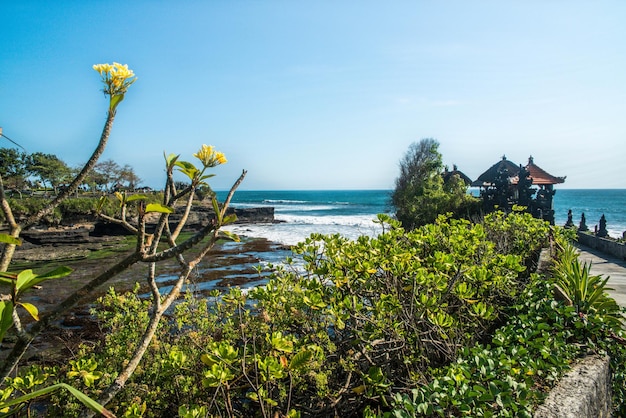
[29, 212, 624, 417]
[30, 211, 559, 417]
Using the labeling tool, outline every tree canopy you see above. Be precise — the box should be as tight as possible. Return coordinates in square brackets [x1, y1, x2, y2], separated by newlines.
[0, 148, 142, 194]
[391, 138, 480, 229]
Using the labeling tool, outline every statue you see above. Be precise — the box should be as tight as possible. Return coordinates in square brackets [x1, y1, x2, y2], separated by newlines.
[565, 210, 574, 228]
[516, 164, 534, 207]
[598, 214, 608, 238]
[578, 213, 588, 232]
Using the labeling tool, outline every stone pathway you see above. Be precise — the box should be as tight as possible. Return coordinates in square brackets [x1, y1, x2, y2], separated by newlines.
[576, 244, 626, 307]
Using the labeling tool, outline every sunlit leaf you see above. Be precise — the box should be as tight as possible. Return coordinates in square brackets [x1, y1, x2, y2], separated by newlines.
[222, 214, 238, 225]
[110, 93, 125, 111]
[15, 267, 72, 294]
[0, 382, 114, 417]
[18, 302, 39, 321]
[289, 350, 313, 370]
[0, 234, 21, 245]
[126, 194, 148, 203]
[200, 353, 216, 367]
[219, 230, 240, 242]
[211, 197, 221, 221]
[145, 203, 174, 214]
[95, 196, 107, 213]
[0, 301, 14, 343]
[164, 153, 180, 169]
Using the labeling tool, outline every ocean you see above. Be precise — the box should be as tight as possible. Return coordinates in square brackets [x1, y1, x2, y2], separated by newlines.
[216, 189, 626, 246]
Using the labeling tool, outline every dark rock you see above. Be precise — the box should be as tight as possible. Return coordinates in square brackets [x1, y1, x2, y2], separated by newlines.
[21, 227, 93, 245]
[167, 205, 276, 231]
[91, 222, 133, 237]
[230, 207, 275, 224]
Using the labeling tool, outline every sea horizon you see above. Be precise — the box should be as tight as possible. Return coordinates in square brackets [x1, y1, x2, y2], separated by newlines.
[216, 189, 626, 246]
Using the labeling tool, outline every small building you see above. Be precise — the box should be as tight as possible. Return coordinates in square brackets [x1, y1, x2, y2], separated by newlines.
[472, 156, 565, 224]
[443, 164, 472, 186]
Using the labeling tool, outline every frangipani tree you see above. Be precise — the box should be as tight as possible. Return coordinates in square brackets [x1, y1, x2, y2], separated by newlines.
[0, 62, 246, 416]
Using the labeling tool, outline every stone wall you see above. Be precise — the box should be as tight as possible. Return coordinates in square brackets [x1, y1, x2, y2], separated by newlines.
[577, 232, 626, 260]
[534, 355, 612, 418]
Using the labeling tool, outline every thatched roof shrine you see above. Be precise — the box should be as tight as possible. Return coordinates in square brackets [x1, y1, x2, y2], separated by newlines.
[443, 164, 472, 185]
[471, 155, 566, 225]
[471, 156, 519, 187]
[516, 156, 566, 185]
[471, 155, 565, 187]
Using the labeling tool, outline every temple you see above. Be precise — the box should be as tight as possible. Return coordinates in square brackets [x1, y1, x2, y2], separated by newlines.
[471, 156, 566, 224]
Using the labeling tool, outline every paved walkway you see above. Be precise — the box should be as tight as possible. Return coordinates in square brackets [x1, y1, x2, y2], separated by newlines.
[575, 244, 626, 307]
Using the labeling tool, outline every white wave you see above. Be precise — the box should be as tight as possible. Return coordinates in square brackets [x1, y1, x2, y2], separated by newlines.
[275, 213, 380, 227]
[263, 199, 308, 204]
[232, 203, 340, 212]
[223, 219, 383, 247]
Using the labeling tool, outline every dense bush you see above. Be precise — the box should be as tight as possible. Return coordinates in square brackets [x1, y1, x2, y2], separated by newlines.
[0, 194, 164, 226]
[5, 211, 624, 417]
[0, 197, 61, 225]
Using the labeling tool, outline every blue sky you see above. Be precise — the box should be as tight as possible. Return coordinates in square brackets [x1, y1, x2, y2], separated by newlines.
[1, 1, 625, 190]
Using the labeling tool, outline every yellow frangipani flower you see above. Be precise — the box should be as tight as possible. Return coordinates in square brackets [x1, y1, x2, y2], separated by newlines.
[194, 144, 227, 168]
[93, 62, 137, 97]
[215, 152, 227, 165]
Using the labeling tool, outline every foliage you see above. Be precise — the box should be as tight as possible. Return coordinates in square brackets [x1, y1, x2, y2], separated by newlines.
[0, 61, 244, 417]
[90, 160, 142, 192]
[391, 138, 479, 230]
[0, 265, 114, 417]
[551, 238, 624, 329]
[482, 208, 551, 264]
[0, 194, 167, 226]
[0, 148, 28, 192]
[32, 211, 558, 417]
[25, 152, 74, 194]
[380, 267, 626, 417]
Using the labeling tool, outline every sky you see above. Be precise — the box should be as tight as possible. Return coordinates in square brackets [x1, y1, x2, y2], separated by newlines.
[1, 1, 625, 190]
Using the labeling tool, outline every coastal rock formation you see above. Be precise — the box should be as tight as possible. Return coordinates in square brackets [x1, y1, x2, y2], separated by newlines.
[22, 205, 275, 240]
[21, 226, 94, 245]
[168, 205, 275, 230]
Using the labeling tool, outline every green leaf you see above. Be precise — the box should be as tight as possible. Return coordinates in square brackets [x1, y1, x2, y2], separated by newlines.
[269, 331, 294, 353]
[15, 270, 36, 293]
[0, 301, 14, 343]
[289, 350, 313, 370]
[0, 272, 17, 288]
[145, 203, 174, 214]
[164, 153, 180, 169]
[200, 353, 216, 367]
[0, 234, 21, 245]
[109, 93, 125, 111]
[219, 230, 240, 242]
[95, 196, 107, 213]
[175, 161, 199, 181]
[0, 383, 114, 417]
[18, 302, 39, 321]
[0, 272, 17, 280]
[222, 214, 238, 225]
[15, 266, 72, 294]
[126, 194, 149, 203]
[199, 174, 216, 182]
[211, 197, 221, 223]
[37, 266, 73, 280]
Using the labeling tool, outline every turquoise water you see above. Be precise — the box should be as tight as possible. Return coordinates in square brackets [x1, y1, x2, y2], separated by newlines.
[554, 189, 626, 237]
[216, 189, 626, 245]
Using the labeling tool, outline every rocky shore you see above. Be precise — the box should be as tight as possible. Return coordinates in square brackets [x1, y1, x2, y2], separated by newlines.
[2, 206, 289, 366]
[12, 205, 277, 262]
